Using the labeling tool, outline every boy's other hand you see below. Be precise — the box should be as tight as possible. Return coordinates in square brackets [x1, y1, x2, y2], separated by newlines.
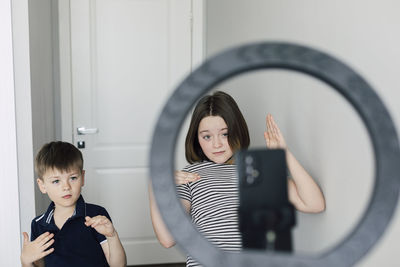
[21, 232, 54, 265]
[85, 216, 116, 238]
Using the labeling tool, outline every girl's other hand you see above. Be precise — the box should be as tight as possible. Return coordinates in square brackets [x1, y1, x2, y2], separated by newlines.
[175, 171, 200, 185]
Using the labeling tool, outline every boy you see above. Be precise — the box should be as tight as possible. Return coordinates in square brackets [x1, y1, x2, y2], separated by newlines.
[20, 141, 126, 267]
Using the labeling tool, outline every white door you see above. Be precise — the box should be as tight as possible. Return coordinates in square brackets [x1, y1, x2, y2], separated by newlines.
[67, 0, 195, 264]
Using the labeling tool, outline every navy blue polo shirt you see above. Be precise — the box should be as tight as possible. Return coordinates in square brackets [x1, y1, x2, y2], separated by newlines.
[31, 195, 110, 267]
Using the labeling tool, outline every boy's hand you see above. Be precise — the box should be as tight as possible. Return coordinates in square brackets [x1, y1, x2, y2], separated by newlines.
[21, 232, 54, 265]
[85, 216, 116, 238]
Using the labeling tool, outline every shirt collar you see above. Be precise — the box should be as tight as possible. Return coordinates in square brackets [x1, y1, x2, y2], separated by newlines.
[74, 194, 87, 218]
[37, 195, 86, 226]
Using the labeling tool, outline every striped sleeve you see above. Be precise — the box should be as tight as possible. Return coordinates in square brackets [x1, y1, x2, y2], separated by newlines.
[176, 164, 194, 202]
[176, 183, 191, 202]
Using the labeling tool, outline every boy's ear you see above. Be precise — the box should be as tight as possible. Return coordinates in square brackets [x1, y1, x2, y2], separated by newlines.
[37, 178, 47, 194]
[81, 170, 85, 186]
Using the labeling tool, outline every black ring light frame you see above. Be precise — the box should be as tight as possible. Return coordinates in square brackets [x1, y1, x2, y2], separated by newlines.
[150, 42, 400, 266]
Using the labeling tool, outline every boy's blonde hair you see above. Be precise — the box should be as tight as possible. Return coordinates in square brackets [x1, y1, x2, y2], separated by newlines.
[35, 141, 83, 179]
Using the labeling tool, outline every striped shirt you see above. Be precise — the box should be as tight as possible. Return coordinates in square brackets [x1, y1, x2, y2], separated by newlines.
[176, 161, 241, 267]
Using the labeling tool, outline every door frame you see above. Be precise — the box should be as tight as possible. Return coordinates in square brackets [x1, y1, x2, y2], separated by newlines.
[3, 0, 36, 265]
[59, 0, 206, 141]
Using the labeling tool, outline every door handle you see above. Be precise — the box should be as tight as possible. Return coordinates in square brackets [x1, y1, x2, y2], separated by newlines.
[77, 127, 99, 135]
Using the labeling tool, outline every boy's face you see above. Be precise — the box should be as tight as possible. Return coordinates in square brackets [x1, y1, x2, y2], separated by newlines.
[37, 167, 84, 209]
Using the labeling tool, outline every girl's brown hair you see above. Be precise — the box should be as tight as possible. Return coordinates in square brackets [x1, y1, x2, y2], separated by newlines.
[185, 91, 250, 163]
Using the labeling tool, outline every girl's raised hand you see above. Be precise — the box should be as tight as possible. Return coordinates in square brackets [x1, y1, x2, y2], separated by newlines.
[175, 171, 200, 185]
[264, 114, 287, 149]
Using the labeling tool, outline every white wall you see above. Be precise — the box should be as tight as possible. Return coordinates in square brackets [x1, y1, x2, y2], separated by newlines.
[206, 0, 400, 266]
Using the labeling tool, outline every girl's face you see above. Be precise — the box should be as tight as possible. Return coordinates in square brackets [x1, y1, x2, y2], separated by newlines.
[198, 116, 233, 164]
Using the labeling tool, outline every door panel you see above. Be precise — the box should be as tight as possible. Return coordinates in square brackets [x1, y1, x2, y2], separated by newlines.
[69, 0, 191, 264]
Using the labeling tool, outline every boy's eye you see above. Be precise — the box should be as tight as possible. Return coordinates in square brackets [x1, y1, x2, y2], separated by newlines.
[70, 176, 78, 181]
[52, 180, 59, 184]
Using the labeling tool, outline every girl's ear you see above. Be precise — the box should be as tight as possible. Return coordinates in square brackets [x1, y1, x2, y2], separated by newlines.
[37, 178, 47, 194]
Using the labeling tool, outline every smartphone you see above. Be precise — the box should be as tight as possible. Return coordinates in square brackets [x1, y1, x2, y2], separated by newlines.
[236, 148, 289, 209]
[235, 148, 294, 251]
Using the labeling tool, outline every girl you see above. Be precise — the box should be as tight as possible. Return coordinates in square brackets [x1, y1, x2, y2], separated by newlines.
[149, 91, 325, 267]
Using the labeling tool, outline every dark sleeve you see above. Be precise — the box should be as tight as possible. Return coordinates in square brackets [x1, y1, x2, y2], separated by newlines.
[94, 207, 112, 244]
[30, 219, 39, 241]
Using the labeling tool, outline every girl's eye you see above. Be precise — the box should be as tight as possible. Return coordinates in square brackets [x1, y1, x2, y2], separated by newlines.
[222, 132, 228, 137]
[52, 180, 59, 184]
[203, 135, 211, 140]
